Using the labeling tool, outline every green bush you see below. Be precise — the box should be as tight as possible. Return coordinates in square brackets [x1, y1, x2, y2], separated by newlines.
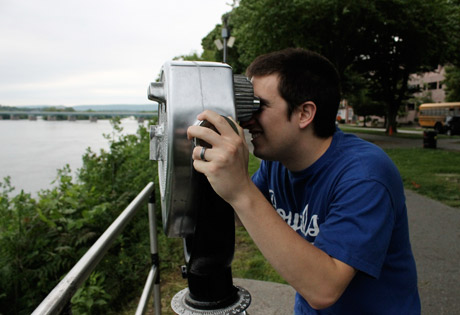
[0, 119, 179, 314]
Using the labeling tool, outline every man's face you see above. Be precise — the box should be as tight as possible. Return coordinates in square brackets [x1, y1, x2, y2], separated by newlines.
[245, 74, 300, 162]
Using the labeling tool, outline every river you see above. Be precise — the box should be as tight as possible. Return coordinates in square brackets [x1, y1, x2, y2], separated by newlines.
[0, 117, 147, 196]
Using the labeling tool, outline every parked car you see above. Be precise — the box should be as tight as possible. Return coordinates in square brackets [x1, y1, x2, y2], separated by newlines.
[445, 116, 460, 136]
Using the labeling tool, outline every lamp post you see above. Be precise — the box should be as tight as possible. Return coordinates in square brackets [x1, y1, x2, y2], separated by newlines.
[214, 14, 235, 64]
[222, 15, 229, 63]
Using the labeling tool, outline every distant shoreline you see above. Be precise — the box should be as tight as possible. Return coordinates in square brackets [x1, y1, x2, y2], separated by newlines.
[1, 104, 158, 112]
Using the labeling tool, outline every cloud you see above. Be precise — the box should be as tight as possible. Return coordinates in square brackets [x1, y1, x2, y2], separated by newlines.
[0, 0, 231, 106]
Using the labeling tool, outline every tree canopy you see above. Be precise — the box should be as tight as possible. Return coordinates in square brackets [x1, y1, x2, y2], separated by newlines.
[199, 0, 460, 132]
[444, 65, 460, 102]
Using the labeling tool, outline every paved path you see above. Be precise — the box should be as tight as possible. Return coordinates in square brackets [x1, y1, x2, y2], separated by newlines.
[233, 278, 295, 314]
[353, 131, 460, 151]
[406, 190, 460, 314]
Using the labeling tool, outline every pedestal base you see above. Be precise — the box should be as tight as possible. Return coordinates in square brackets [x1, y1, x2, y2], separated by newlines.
[171, 286, 251, 315]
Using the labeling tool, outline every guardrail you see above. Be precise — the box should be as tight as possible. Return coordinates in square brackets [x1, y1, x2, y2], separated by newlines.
[32, 182, 161, 315]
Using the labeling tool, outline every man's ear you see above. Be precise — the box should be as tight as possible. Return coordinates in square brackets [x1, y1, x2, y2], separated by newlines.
[297, 101, 316, 129]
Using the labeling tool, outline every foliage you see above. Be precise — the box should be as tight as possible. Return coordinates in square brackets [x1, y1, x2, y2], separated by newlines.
[200, 0, 460, 132]
[351, 0, 457, 132]
[346, 72, 385, 122]
[444, 65, 460, 102]
[350, 93, 385, 126]
[41, 106, 76, 112]
[200, 6, 245, 72]
[173, 51, 205, 62]
[0, 114, 276, 315]
[71, 272, 111, 314]
[0, 119, 175, 314]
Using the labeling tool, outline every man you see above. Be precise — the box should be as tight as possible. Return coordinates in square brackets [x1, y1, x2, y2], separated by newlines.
[187, 48, 420, 314]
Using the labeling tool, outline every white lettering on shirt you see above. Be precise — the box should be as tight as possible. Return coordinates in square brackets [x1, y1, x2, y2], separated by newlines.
[269, 190, 320, 238]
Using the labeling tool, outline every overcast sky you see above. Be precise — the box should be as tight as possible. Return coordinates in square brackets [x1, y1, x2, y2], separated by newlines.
[0, 0, 232, 107]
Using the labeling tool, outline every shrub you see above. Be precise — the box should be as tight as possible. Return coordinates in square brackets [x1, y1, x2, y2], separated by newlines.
[0, 119, 175, 314]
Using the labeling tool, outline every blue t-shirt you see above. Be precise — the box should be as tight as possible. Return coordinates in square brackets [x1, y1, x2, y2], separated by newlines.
[252, 130, 421, 314]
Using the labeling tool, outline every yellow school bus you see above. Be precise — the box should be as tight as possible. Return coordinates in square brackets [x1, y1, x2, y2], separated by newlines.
[418, 102, 460, 133]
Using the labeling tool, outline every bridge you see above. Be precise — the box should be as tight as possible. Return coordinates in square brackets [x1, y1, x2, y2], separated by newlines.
[0, 110, 157, 122]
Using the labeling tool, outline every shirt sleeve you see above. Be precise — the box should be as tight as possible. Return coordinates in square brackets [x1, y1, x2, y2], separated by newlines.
[313, 179, 395, 279]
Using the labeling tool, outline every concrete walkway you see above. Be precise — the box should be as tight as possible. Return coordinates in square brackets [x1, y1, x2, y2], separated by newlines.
[406, 190, 460, 314]
[233, 278, 295, 314]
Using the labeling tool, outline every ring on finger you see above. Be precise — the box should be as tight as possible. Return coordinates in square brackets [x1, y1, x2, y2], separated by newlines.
[200, 146, 208, 162]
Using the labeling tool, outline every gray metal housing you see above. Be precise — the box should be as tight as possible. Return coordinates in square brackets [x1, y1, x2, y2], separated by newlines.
[149, 61, 237, 237]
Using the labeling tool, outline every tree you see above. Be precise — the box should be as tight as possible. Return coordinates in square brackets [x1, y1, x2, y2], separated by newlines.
[444, 65, 460, 102]
[349, 0, 457, 133]
[173, 51, 205, 61]
[200, 14, 247, 73]
[202, 0, 460, 133]
[349, 87, 386, 127]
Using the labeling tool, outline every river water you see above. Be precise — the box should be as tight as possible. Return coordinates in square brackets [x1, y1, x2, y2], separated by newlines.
[0, 118, 147, 196]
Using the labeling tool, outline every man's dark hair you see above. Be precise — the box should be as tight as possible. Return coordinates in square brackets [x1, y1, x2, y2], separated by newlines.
[246, 48, 341, 138]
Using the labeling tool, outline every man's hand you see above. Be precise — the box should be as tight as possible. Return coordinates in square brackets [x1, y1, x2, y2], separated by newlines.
[187, 110, 252, 205]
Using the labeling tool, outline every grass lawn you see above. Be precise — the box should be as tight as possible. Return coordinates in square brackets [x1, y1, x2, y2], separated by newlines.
[339, 125, 460, 207]
[232, 155, 284, 283]
[340, 124, 460, 141]
[384, 148, 460, 208]
[340, 124, 423, 139]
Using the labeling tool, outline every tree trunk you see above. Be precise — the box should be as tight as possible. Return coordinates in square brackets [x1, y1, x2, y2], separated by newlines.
[386, 103, 398, 134]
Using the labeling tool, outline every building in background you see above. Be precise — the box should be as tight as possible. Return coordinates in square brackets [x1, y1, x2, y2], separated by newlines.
[399, 65, 446, 125]
[409, 65, 446, 103]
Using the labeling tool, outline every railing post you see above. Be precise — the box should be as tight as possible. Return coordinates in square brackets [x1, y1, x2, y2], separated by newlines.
[136, 185, 161, 315]
[149, 190, 162, 315]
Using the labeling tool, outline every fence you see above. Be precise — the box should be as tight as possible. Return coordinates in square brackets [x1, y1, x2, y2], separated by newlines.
[32, 182, 161, 315]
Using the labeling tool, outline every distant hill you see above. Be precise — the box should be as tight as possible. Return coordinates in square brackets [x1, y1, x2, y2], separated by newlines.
[73, 104, 157, 112]
[1, 104, 158, 112]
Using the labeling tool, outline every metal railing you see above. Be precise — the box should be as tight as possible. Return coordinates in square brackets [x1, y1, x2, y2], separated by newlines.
[32, 182, 161, 315]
